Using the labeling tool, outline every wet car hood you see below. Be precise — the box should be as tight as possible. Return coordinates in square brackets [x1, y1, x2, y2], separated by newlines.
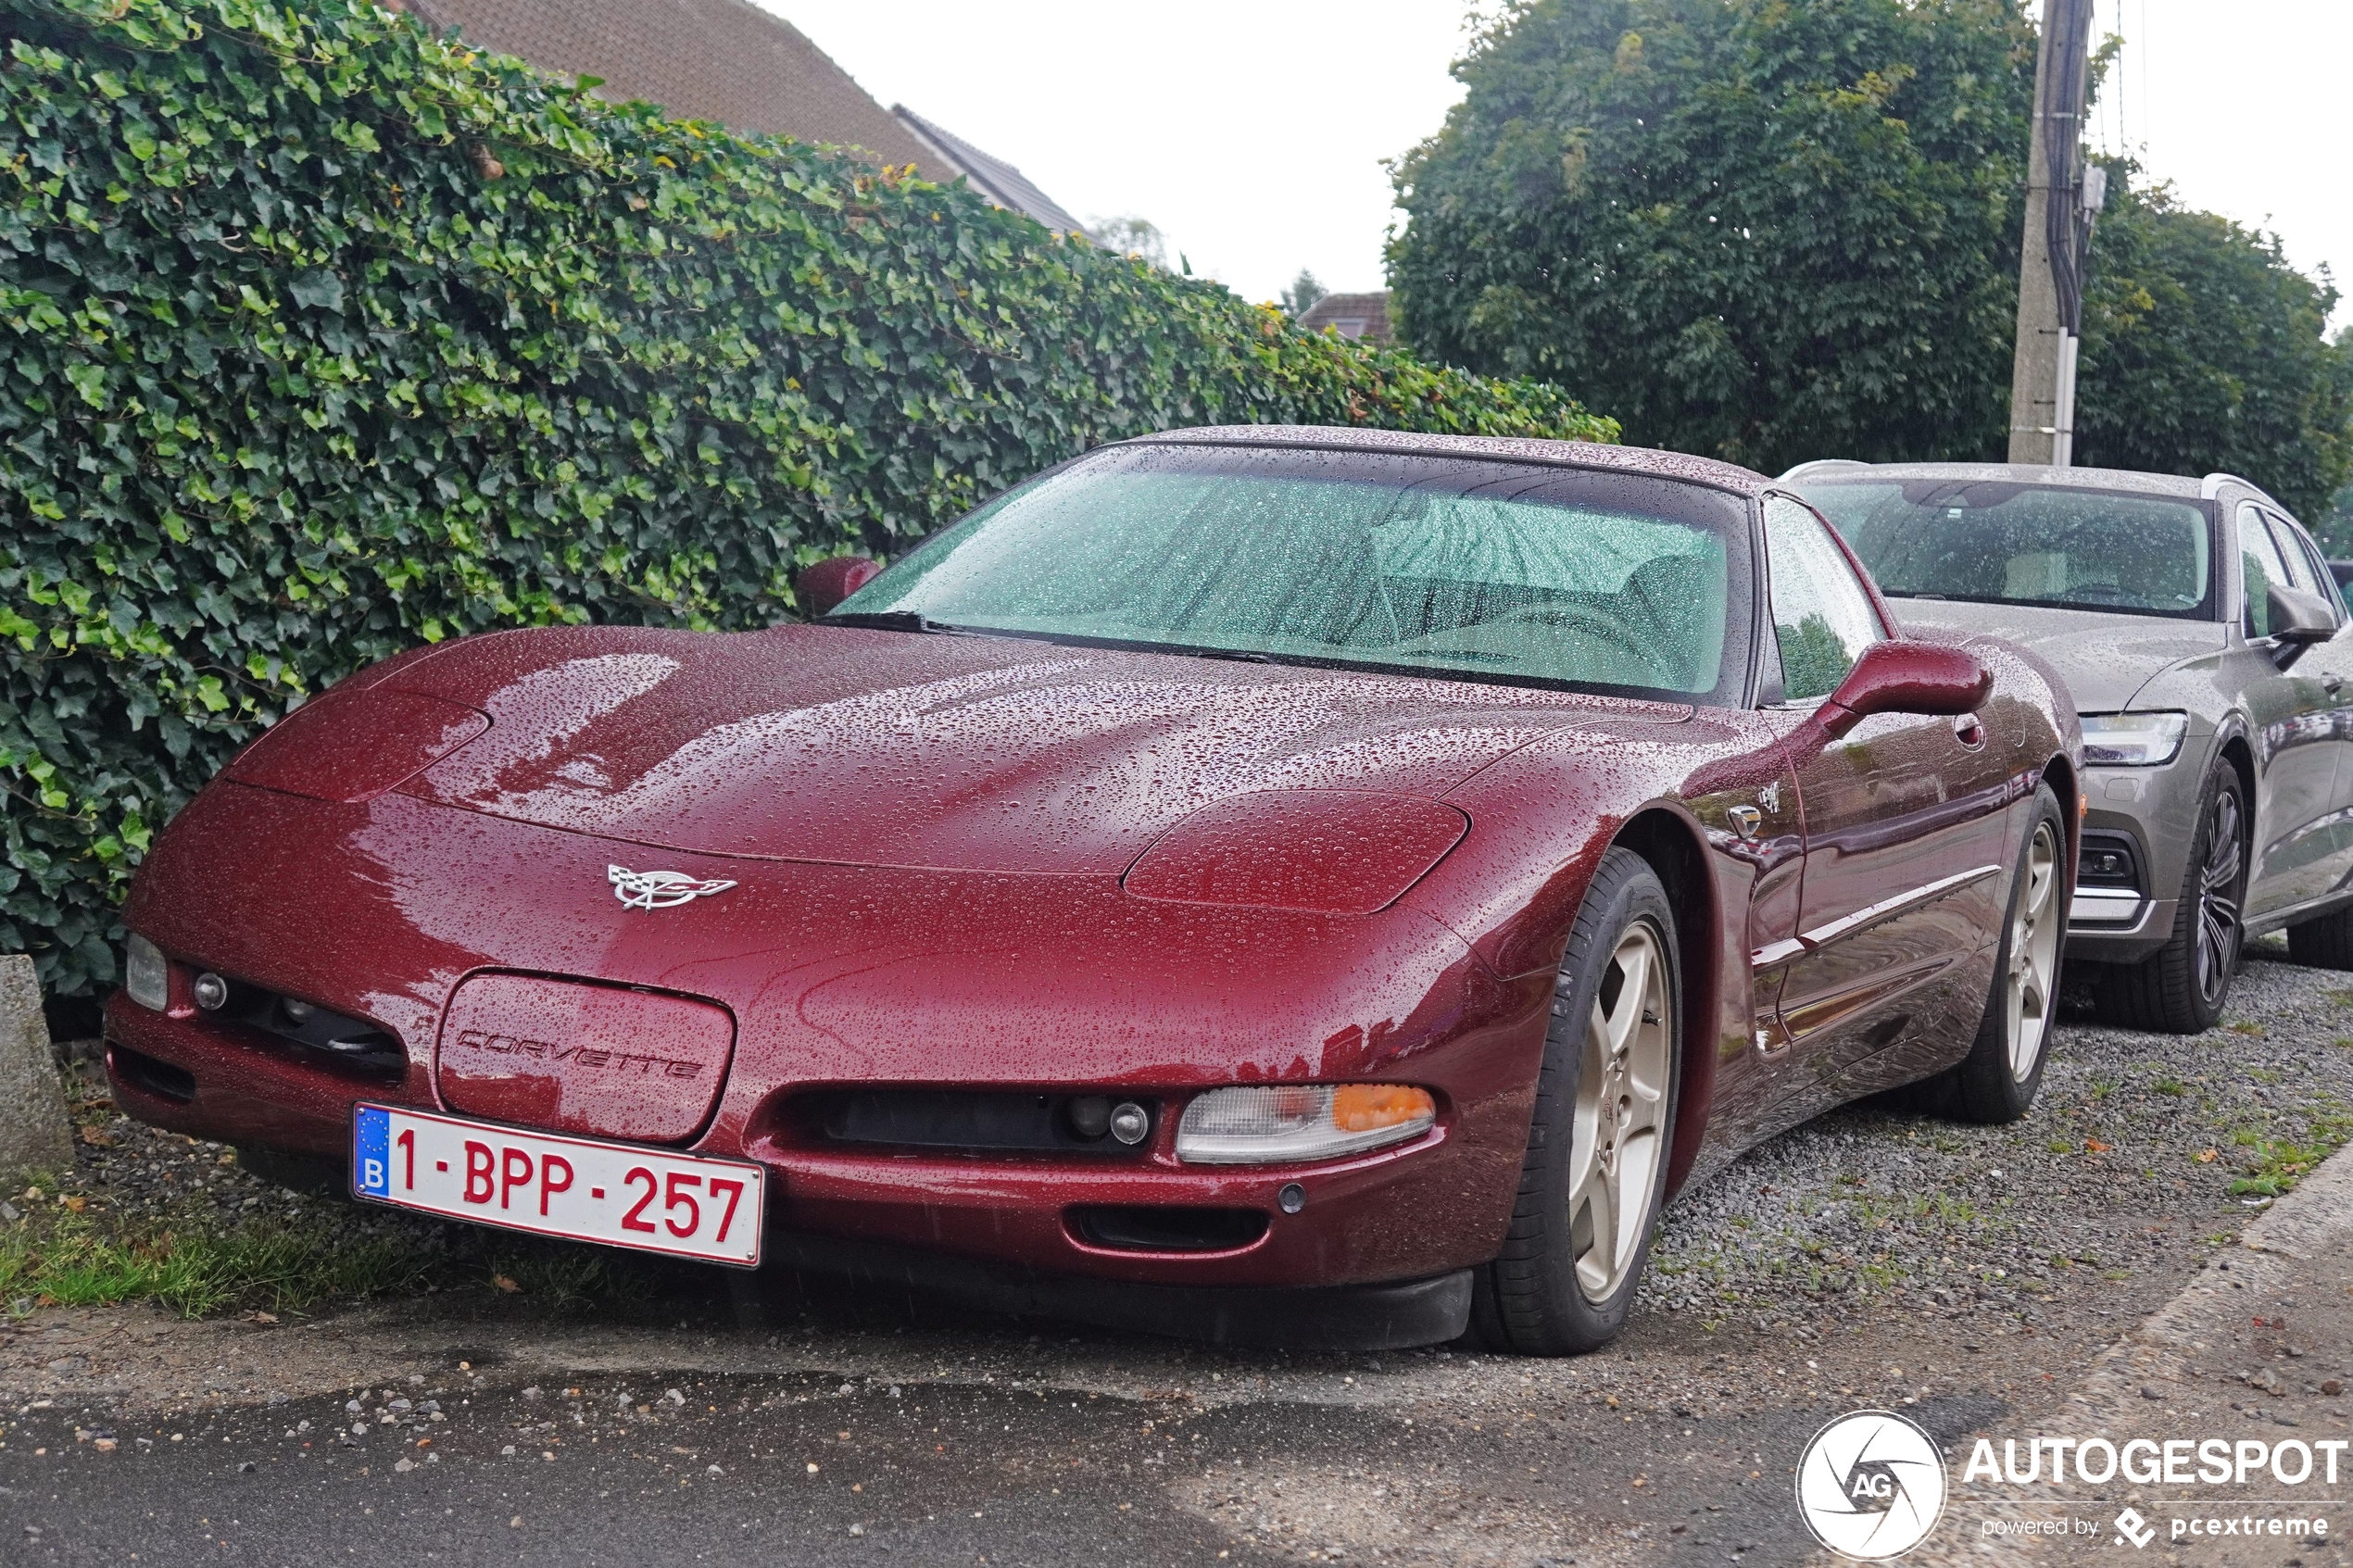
[384, 623, 1685, 874]
[1884, 599, 2226, 714]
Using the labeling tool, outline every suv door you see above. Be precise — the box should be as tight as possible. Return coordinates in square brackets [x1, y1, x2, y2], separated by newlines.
[2233, 500, 2345, 913]
[2258, 506, 2353, 902]
[1755, 496, 2017, 1115]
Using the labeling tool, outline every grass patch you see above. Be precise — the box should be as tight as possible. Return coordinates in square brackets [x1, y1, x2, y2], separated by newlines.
[2154, 1077, 2187, 1097]
[2224, 1104, 2353, 1198]
[2229, 1138, 2332, 1198]
[0, 1206, 433, 1318]
[2225, 1022, 2264, 1036]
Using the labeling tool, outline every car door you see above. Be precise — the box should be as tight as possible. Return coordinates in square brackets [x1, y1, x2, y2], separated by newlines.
[1754, 495, 2018, 1113]
[2258, 506, 2353, 899]
[2233, 500, 2346, 914]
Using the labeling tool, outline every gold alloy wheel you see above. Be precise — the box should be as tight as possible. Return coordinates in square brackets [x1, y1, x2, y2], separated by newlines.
[1569, 922, 1671, 1301]
[2007, 820, 2063, 1081]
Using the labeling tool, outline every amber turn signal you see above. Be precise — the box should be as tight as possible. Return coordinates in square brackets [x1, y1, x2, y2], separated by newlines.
[1329, 1084, 1437, 1133]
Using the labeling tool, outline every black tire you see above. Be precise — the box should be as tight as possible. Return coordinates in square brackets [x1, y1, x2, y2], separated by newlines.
[2094, 764, 2246, 1034]
[1924, 785, 2067, 1124]
[2287, 907, 2353, 970]
[1474, 847, 1680, 1356]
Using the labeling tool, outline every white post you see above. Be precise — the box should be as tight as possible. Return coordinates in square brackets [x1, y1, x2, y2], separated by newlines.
[2051, 332, 2080, 469]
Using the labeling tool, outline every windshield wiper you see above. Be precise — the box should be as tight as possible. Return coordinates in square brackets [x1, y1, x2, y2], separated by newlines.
[823, 609, 951, 633]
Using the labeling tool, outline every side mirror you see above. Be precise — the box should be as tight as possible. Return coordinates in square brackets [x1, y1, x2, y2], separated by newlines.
[2266, 584, 2336, 669]
[1814, 641, 1993, 743]
[798, 556, 882, 618]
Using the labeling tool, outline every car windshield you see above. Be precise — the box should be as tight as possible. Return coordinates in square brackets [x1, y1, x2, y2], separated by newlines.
[1796, 479, 2215, 620]
[830, 444, 1755, 701]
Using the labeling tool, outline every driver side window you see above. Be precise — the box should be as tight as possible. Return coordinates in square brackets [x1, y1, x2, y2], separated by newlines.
[1764, 496, 1882, 702]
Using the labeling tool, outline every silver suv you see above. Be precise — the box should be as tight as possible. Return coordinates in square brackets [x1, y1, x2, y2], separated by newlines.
[1786, 461, 2352, 1032]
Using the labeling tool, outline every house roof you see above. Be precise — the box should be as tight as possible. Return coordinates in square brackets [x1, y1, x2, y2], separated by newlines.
[1297, 291, 1393, 344]
[397, 0, 940, 172]
[889, 107, 1082, 235]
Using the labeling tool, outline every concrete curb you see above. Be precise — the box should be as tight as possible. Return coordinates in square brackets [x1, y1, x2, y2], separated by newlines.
[1900, 1141, 2353, 1564]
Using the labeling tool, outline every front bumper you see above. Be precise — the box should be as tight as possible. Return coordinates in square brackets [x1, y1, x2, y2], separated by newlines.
[106, 991, 1515, 1294]
[107, 784, 1551, 1297]
[2064, 761, 2201, 964]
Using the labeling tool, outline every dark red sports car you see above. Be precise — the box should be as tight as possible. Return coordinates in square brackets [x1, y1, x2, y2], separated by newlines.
[107, 427, 2077, 1353]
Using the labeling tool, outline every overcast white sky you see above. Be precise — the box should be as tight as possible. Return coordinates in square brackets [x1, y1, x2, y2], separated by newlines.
[762, 0, 2350, 328]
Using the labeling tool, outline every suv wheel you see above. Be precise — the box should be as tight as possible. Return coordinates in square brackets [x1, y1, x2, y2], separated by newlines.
[2095, 766, 2246, 1033]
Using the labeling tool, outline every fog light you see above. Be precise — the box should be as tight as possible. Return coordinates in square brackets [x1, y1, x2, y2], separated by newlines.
[125, 934, 169, 1012]
[1176, 1084, 1436, 1165]
[1108, 1101, 1151, 1146]
[192, 972, 229, 1011]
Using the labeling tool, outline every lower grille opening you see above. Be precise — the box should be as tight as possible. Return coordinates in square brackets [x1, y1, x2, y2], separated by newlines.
[1070, 1205, 1270, 1253]
[203, 975, 405, 1077]
[801, 1090, 1158, 1156]
[110, 1043, 196, 1104]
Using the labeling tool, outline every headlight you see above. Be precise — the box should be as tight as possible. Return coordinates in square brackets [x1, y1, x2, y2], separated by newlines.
[125, 934, 169, 1011]
[2080, 712, 2188, 768]
[1175, 1084, 1435, 1165]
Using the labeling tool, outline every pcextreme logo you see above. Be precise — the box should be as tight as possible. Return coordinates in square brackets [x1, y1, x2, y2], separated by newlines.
[1795, 1410, 1949, 1560]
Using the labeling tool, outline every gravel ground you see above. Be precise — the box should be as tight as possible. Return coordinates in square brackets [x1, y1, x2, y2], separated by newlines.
[1643, 937, 2353, 1343]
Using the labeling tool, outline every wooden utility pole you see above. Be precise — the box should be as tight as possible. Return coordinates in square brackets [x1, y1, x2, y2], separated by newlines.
[2007, 0, 2096, 466]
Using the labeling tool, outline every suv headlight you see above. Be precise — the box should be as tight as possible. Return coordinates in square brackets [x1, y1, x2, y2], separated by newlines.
[2080, 712, 2188, 768]
[1175, 1085, 1435, 1165]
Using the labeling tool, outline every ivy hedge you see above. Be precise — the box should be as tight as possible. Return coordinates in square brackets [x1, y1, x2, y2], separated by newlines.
[0, 0, 1612, 997]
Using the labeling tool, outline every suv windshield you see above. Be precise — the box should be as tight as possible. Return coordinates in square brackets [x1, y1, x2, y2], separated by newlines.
[833, 444, 1755, 702]
[1797, 479, 2215, 620]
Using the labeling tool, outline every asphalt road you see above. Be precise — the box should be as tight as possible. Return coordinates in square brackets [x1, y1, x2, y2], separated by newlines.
[2, 1323, 2002, 1567]
[5, 948, 2351, 1567]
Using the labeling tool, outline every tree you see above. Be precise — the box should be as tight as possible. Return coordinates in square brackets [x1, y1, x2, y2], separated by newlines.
[1085, 215, 1166, 268]
[2075, 182, 2352, 521]
[1387, 0, 2039, 472]
[1281, 268, 1328, 317]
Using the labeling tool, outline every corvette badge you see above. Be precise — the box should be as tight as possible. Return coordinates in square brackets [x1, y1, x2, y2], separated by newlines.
[608, 864, 736, 911]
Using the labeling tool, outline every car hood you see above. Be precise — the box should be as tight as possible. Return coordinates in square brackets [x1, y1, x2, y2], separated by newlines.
[1885, 599, 2226, 714]
[381, 624, 1684, 874]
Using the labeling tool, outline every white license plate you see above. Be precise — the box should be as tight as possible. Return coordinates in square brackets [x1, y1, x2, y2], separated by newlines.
[350, 1104, 765, 1266]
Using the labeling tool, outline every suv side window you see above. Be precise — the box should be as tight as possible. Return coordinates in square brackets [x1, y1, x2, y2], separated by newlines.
[1764, 495, 1881, 702]
[2240, 501, 2292, 638]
